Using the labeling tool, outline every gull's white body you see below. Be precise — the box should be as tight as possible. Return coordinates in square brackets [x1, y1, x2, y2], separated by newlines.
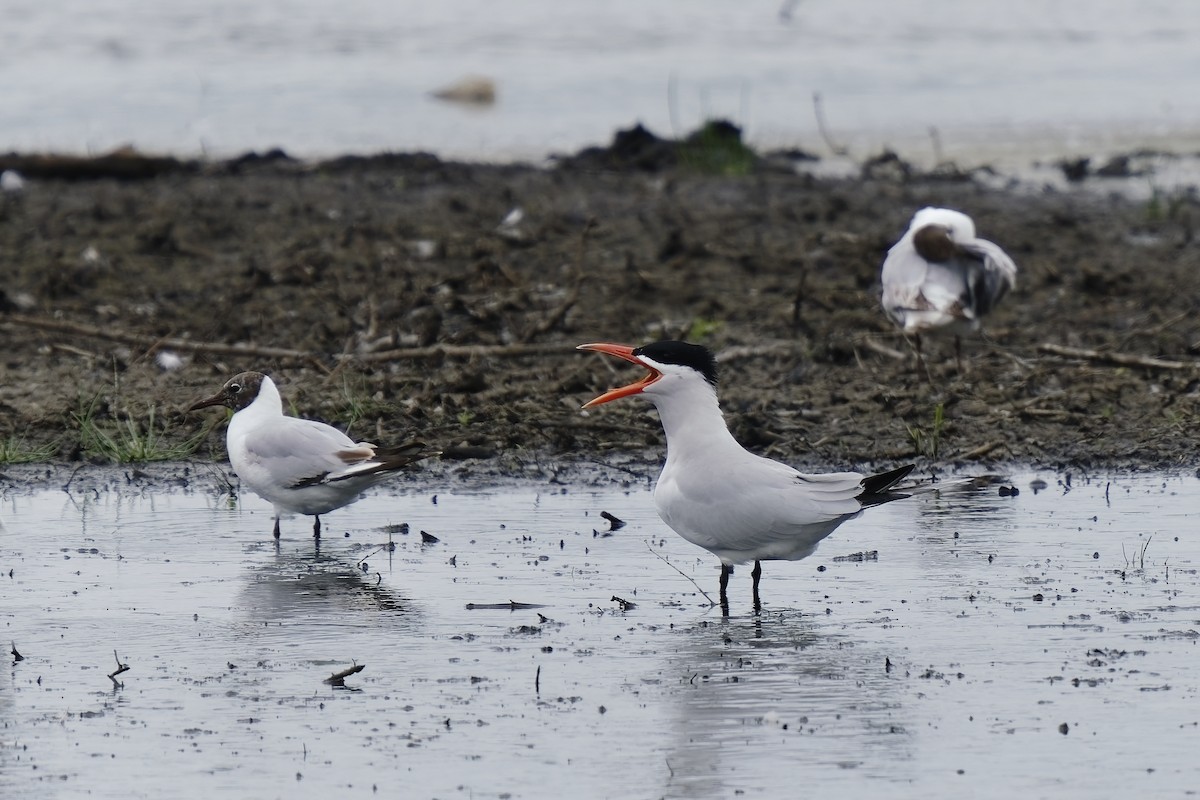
[881, 207, 1017, 335]
[225, 376, 403, 518]
[649, 368, 869, 566]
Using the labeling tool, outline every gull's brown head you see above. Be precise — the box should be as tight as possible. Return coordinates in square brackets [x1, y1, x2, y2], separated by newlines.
[187, 371, 267, 413]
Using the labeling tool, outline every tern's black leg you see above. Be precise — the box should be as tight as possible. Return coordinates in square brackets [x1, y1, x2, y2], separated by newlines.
[719, 564, 732, 616]
[313, 516, 322, 539]
[272, 516, 281, 540]
[954, 334, 964, 375]
[751, 560, 763, 613]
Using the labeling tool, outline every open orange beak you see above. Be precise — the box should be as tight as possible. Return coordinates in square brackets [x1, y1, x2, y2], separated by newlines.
[576, 342, 662, 408]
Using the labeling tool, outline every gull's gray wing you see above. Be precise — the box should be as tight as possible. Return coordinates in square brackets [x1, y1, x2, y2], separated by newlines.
[241, 418, 369, 488]
[958, 237, 1017, 318]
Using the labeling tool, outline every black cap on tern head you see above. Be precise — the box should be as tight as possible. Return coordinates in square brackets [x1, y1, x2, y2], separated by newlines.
[633, 341, 718, 387]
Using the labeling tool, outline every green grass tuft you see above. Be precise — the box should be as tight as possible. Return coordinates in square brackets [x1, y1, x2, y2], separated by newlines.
[678, 120, 758, 176]
[906, 402, 946, 459]
[0, 434, 58, 464]
[72, 396, 209, 463]
[686, 317, 724, 342]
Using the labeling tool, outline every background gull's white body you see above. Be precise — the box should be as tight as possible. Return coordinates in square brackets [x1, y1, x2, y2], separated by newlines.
[880, 207, 1018, 336]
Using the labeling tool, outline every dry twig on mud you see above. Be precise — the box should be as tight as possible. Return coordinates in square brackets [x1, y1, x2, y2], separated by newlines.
[858, 337, 909, 361]
[6, 311, 581, 365]
[957, 440, 1006, 461]
[352, 342, 571, 363]
[324, 663, 365, 687]
[4, 313, 324, 367]
[1115, 310, 1190, 351]
[716, 340, 800, 362]
[520, 219, 593, 343]
[1037, 343, 1195, 371]
[1012, 390, 1067, 410]
[521, 286, 580, 343]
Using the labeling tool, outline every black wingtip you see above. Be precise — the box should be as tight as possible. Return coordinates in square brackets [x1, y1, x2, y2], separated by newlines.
[858, 464, 916, 504]
[375, 440, 441, 469]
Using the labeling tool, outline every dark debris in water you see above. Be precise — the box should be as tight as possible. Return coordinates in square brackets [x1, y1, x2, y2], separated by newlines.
[324, 663, 365, 687]
[599, 511, 625, 531]
[833, 550, 879, 563]
[465, 601, 546, 611]
[611, 595, 636, 611]
[107, 649, 130, 687]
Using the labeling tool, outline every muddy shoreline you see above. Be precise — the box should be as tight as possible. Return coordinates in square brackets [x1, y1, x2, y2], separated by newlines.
[1, 131, 1198, 480]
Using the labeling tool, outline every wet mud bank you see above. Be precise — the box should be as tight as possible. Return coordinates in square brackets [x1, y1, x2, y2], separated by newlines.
[1, 133, 1199, 476]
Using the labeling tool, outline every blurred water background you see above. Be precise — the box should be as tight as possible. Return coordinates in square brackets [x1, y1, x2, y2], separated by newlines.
[3, 0, 1199, 163]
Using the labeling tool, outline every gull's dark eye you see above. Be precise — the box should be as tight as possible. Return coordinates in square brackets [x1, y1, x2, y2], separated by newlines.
[229, 383, 241, 394]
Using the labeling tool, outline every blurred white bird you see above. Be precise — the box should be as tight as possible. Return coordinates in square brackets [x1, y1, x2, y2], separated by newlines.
[578, 340, 914, 612]
[880, 207, 1017, 368]
[0, 169, 25, 194]
[189, 372, 436, 539]
[155, 350, 186, 372]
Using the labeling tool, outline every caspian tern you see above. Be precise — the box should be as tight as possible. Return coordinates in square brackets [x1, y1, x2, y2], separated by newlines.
[188, 372, 436, 539]
[880, 207, 1017, 368]
[577, 340, 914, 611]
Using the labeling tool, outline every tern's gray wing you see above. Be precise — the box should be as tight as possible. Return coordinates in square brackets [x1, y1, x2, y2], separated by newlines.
[241, 418, 370, 488]
[657, 455, 867, 563]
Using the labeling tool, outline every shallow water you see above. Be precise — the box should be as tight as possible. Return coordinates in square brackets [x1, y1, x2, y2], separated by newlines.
[4, 1, 1200, 163]
[3, 469, 1200, 798]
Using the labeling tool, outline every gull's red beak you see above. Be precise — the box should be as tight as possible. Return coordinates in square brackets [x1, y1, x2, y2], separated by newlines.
[576, 342, 662, 408]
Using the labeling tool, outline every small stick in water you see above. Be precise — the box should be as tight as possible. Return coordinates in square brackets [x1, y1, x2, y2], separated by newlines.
[324, 663, 366, 687]
[108, 650, 130, 686]
[645, 543, 717, 607]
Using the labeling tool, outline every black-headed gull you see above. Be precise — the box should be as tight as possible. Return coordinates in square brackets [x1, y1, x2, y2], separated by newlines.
[577, 340, 914, 612]
[880, 207, 1017, 367]
[188, 372, 436, 539]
